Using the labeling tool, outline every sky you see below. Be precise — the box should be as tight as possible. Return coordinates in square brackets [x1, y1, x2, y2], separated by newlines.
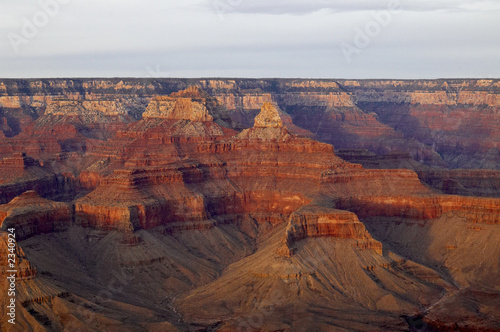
[0, 0, 499, 79]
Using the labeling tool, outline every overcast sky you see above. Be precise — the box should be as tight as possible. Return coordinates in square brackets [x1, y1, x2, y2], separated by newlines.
[0, 0, 499, 79]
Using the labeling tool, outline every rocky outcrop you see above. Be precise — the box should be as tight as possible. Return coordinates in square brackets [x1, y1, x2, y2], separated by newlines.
[0, 96, 23, 108]
[0, 190, 71, 239]
[344, 80, 500, 168]
[439, 196, 500, 224]
[0, 117, 12, 136]
[321, 168, 423, 191]
[144, 90, 214, 121]
[253, 102, 292, 128]
[69, 95, 462, 234]
[406, 91, 500, 106]
[0, 152, 40, 170]
[45, 99, 129, 117]
[143, 86, 232, 127]
[5, 86, 488, 235]
[0, 153, 77, 204]
[144, 96, 213, 121]
[237, 102, 313, 140]
[336, 195, 500, 224]
[214, 93, 273, 111]
[74, 203, 138, 231]
[282, 205, 382, 255]
[0, 232, 37, 279]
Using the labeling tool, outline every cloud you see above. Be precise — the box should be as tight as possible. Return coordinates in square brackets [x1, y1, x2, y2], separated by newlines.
[0, 0, 498, 78]
[204, 0, 500, 15]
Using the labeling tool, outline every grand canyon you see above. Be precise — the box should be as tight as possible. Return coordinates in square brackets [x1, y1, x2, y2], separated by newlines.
[0, 78, 499, 331]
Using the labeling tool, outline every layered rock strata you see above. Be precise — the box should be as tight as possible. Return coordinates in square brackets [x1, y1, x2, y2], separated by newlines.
[0, 85, 498, 331]
[336, 195, 500, 224]
[72, 99, 346, 231]
[282, 205, 383, 255]
[1, 78, 499, 168]
[0, 153, 76, 204]
[0, 191, 71, 239]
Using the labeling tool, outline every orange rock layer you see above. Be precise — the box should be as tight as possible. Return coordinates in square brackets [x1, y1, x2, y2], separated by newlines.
[336, 195, 500, 224]
[283, 205, 383, 255]
[0, 191, 71, 239]
[0, 86, 498, 240]
[0, 232, 37, 279]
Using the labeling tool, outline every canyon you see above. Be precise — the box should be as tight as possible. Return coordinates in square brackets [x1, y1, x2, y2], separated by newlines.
[0, 79, 499, 331]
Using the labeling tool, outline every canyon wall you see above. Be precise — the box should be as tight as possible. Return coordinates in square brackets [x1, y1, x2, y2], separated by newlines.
[0, 84, 498, 331]
[1, 88, 495, 238]
[1, 78, 498, 168]
[336, 195, 500, 224]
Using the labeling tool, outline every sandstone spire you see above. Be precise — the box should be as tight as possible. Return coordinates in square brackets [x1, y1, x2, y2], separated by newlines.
[253, 102, 292, 128]
[236, 102, 312, 140]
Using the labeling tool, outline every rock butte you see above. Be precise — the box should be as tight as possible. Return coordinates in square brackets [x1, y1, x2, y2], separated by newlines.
[0, 190, 71, 240]
[0, 82, 498, 331]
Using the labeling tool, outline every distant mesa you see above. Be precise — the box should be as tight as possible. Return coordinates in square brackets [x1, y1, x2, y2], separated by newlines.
[281, 204, 383, 256]
[143, 86, 229, 124]
[130, 86, 237, 138]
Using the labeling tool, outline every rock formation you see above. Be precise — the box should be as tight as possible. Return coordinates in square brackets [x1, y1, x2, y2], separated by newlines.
[281, 205, 383, 255]
[143, 86, 233, 128]
[1, 78, 499, 168]
[144, 96, 214, 121]
[336, 195, 500, 224]
[0, 190, 71, 239]
[253, 102, 291, 128]
[0, 83, 498, 331]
